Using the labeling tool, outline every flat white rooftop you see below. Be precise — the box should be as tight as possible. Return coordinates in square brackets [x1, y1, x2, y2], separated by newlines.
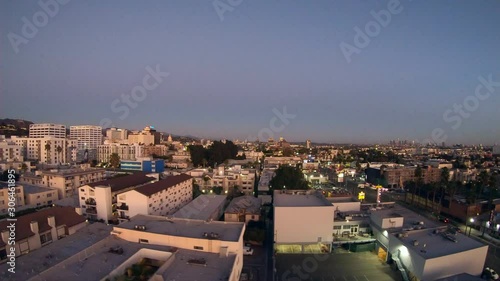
[117, 214, 244, 242]
[172, 195, 227, 220]
[396, 229, 487, 259]
[371, 204, 441, 230]
[274, 190, 331, 207]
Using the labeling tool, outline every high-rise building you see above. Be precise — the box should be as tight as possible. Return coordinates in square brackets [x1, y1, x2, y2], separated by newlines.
[105, 128, 128, 143]
[70, 125, 103, 161]
[306, 139, 311, 149]
[127, 126, 160, 145]
[10, 136, 77, 164]
[29, 123, 66, 138]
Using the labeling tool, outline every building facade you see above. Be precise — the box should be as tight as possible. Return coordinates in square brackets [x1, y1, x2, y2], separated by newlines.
[70, 125, 103, 161]
[120, 158, 165, 173]
[78, 173, 158, 223]
[116, 174, 192, 221]
[21, 168, 106, 199]
[29, 123, 66, 139]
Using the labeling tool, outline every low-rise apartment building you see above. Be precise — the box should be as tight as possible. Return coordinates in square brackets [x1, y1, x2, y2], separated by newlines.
[79, 173, 158, 223]
[21, 168, 106, 199]
[0, 182, 25, 215]
[23, 184, 58, 208]
[116, 174, 192, 222]
[173, 194, 227, 221]
[0, 206, 86, 262]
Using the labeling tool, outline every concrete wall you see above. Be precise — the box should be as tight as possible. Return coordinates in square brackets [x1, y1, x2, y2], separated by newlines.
[120, 191, 148, 218]
[422, 246, 488, 281]
[388, 236, 426, 279]
[332, 201, 361, 213]
[95, 187, 112, 221]
[275, 206, 335, 243]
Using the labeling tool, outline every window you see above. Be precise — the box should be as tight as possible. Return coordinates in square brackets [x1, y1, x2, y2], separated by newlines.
[194, 246, 203, 250]
[40, 232, 53, 244]
[139, 239, 149, 244]
[333, 226, 342, 230]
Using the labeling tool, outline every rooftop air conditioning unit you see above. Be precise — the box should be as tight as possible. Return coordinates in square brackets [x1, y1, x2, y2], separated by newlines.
[413, 240, 419, 246]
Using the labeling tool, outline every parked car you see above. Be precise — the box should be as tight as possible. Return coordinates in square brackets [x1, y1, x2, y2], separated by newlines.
[438, 216, 449, 223]
[243, 246, 254, 255]
[482, 267, 499, 280]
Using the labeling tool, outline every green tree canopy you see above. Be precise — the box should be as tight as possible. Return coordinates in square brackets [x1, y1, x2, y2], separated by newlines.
[269, 166, 309, 191]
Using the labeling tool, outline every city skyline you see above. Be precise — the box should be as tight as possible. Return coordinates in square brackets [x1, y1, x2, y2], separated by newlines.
[2, 0, 500, 145]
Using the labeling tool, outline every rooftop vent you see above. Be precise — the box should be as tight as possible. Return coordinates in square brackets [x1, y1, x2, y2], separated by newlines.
[412, 240, 419, 246]
[134, 225, 147, 231]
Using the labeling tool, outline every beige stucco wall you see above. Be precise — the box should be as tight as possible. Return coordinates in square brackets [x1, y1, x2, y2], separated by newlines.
[275, 206, 335, 243]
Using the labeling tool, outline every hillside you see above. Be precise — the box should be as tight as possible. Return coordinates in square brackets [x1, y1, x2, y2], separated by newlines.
[0, 118, 33, 137]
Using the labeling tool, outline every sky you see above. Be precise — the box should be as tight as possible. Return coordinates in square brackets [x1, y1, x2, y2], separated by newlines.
[1, 0, 499, 145]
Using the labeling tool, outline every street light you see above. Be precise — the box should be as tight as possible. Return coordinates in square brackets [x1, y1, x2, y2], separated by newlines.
[467, 218, 474, 236]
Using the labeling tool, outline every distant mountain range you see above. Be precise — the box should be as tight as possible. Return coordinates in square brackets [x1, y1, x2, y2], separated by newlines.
[0, 118, 33, 137]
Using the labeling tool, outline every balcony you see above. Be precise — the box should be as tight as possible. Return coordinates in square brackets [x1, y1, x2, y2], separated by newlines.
[117, 204, 129, 211]
[118, 214, 130, 220]
[86, 208, 97, 214]
[85, 199, 96, 206]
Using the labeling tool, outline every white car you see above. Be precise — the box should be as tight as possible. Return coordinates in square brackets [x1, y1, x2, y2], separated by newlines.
[243, 246, 254, 255]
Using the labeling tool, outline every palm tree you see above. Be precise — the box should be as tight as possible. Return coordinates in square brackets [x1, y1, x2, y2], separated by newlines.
[44, 141, 51, 164]
[478, 170, 490, 197]
[412, 166, 423, 206]
[436, 167, 450, 213]
[56, 145, 63, 164]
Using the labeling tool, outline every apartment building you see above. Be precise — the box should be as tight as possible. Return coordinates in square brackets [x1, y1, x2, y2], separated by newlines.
[189, 165, 256, 195]
[23, 184, 58, 208]
[21, 168, 106, 199]
[116, 174, 192, 222]
[70, 125, 103, 161]
[0, 206, 86, 261]
[142, 144, 168, 157]
[367, 165, 442, 188]
[173, 194, 227, 221]
[10, 136, 77, 164]
[97, 143, 143, 162]
[29, 123, 66, 139]
[0, 139, 23, 162]
[0, 182, 25, 215]
[224, 195, 261, 224]
[78, 173, 158, 223]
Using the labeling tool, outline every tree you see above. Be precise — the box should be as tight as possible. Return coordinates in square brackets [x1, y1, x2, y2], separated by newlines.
[192, 183, 203, 199]
[109, 153, 120, 169]
[437, 167, 450, 213]
[269, 166, 309, 191]
[412, 166, 423, 206]
[56, 145, 63, 164]
[228, 185, 244, 199]
[21, 163, 28, 173]
[211, 186, 223, 195]
[44, 141, 51, 164]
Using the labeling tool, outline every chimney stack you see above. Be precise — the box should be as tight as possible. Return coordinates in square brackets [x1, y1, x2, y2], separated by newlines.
[30, 221, 39, 234]
[47, 215, 56, 228]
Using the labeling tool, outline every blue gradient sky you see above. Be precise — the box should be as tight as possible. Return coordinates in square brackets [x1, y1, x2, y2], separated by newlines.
[1, 0, 499, 144]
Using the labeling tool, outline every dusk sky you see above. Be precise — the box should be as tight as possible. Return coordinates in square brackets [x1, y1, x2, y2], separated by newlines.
[1, 0, 499, 144]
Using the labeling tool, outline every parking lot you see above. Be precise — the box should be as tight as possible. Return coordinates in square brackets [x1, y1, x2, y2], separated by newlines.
[275, 252, 401, 281]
